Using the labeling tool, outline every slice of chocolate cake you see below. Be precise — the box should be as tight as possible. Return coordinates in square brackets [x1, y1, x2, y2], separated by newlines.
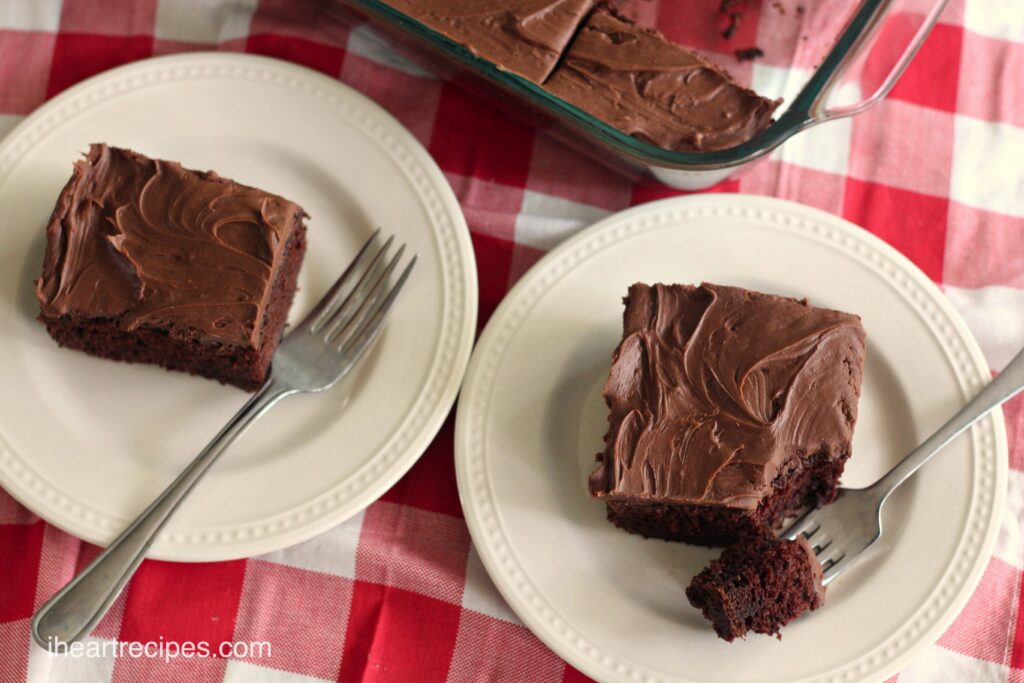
[590, 283, 866, 546]
[382, 0, 597, 84]
[686, 536, 825, 641]
[543, 9, 782, 151]
[35, 144, 308, 391]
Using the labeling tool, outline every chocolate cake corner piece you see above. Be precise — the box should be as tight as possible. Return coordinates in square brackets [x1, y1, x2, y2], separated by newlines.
[382, 0, 598, 84]
[543, 8, 782, 152]
[589, 282, 866, 546]
[685, 536, 825, 641]
[35, 143, 308, 391]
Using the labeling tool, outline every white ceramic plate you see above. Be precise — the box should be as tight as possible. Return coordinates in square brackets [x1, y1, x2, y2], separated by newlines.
[0, 53, 477, 561]
[455, 195, 1007, 683]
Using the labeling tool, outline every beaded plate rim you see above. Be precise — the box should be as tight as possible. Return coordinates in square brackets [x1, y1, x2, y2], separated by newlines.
[454, 194, 1007, 683]
[0, 52, 478, 560]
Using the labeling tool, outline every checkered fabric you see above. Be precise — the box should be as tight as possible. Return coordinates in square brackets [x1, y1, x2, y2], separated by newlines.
[1, 0, 1022, 681]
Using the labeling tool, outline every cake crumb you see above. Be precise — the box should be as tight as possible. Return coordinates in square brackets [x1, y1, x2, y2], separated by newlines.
[722, 13, 740, 39]
[718, 0, 743, 40]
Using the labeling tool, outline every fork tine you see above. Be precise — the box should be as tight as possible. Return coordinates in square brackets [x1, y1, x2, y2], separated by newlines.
[326, 243, 406, 344]
[822, 559, 846, 584]
[816, 544, 843, 566]
[339, 256, 416, 359]
[317, 235, 395, 337]
[307, 229, 381, 333]
[809, 534, 833, 553]
[781, 512, 820, 541]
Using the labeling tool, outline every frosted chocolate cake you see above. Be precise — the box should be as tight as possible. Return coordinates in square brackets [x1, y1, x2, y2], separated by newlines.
[36, 144, 308, 391]
[590, 283, 866, 547]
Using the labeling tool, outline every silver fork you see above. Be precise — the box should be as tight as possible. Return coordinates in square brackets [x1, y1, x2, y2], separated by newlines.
[783, 346, 1024, 585]
[31, 230, 415, 650]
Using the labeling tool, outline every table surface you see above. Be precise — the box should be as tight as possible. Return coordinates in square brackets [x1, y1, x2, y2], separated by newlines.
[1, 1, 1022, 682]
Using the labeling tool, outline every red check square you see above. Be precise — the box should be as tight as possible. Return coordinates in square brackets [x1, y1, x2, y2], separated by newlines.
[356, 501, 470, 605]
[957, 30, 1024, 128]
[381, 417, 463, 518]
[231, 560, 353, 679]
[741, 160, 846, 216]
[447, 611, 565, 683]
[938, 557, 1019, 664]
[849, 99, 954, 198]
[0, 31, 56, 115]
[0, 491, 38, 526]
[59, 0, 158, 35]
[470, 229, 516, 330]
[429, 84, 535, 188]
[843, 178, 948, 281]
[0, 619, 30, 682]
[563, 665, 598, 683]
[341, 54, 442, 147]
[338, 582, 461, 683]
[526, 134, 634, 212]
[117, 558, 246, 650]
[864, 17, 962, 113]
[943, 202, 1024, 290]
[47, 33, 153, 97]
[0, 521, 44, 622]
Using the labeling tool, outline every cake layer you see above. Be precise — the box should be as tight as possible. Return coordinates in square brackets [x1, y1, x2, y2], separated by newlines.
[590, 282, 866, 510]
[543, 9, 782, 151]
[604, 445, 849, 546]
[36, 144, 306, 349]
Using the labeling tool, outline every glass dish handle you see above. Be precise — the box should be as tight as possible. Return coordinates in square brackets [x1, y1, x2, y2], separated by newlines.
[793, 0, 952, 124]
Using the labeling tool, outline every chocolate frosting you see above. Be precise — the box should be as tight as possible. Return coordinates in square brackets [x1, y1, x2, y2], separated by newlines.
[590, 283, 866, 509]
[544, 10, 782, 151]
[36, 144, 305, 347]
[383, 0, 596, 83]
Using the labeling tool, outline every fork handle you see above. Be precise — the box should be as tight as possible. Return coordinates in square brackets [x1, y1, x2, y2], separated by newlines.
[31, 379, 293, 650]
[870, 346, 1024, 502]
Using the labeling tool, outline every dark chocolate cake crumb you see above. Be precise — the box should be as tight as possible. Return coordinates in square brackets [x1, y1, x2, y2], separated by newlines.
[718, 0, 744, 39]
[686, 536, 825, 641]
[735, 46, 765, 61]
[721, 12, 741, 39]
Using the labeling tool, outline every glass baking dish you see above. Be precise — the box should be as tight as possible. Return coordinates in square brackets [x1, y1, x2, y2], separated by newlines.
[337, 0, 950, 189]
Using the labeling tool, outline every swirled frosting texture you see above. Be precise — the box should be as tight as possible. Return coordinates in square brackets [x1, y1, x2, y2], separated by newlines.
[590, 283, 866, 510]
[383, 0, 596, 83]
[544, 10, 782, 151]
[35, 144, 305, 347]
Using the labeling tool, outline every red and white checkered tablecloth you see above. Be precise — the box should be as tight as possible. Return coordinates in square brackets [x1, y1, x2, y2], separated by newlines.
[1, 0, 1022, 681]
